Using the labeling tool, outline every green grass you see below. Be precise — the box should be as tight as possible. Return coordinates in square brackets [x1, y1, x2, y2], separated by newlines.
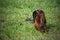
[0, 0, 60, 40]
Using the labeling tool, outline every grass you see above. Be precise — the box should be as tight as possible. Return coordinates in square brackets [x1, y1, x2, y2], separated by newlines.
[0, 0, 60, 40]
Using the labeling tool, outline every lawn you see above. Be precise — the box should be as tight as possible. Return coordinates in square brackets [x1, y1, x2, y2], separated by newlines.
[0, 0, 60, 40]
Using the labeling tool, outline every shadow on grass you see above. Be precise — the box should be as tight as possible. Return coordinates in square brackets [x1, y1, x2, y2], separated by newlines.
[46, 24, 55, 31]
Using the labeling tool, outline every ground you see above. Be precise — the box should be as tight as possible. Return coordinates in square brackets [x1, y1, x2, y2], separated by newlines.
[0, 0, 60, 40]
